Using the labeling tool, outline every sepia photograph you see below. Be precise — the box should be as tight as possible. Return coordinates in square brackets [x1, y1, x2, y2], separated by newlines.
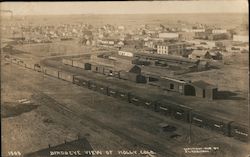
[1, 1, 249, 157]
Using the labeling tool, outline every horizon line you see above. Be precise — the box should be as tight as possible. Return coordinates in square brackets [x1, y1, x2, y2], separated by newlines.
[9, 12, 249, 16]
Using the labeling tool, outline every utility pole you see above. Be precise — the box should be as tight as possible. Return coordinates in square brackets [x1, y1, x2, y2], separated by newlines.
[189, 109, 192, 144]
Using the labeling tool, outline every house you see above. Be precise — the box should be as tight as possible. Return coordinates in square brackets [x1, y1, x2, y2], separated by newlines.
[188, 50, 211, 60]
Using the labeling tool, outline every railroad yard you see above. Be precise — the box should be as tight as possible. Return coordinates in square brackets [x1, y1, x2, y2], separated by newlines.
[1, 42, 250, 157]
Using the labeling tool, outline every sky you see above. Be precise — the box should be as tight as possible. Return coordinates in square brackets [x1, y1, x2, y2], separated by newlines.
[1, 1, 248, 15]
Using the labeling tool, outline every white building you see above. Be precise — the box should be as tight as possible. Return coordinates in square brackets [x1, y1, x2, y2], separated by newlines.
[212, 29, 227, 34]
[118, 51, 134, 57]
[182, 28, 205, 33]
[118, 26, 125, 30]
[158, 33, 179, 39]
[233, 35, 249, 43]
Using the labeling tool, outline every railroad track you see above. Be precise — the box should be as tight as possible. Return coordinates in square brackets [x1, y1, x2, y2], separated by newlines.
[31, 90, 182, 157]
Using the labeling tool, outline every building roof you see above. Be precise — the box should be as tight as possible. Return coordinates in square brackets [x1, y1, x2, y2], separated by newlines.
[134, 52, 198, 64]
[191, 80, 217, 89]
[191, 49, 208, 56]
[128, 65, 141, 74]
[157, 41, 186, 46]
[161, 76, 187, 84]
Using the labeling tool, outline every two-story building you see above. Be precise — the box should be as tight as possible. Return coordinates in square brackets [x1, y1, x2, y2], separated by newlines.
[157, 42, 187, 56]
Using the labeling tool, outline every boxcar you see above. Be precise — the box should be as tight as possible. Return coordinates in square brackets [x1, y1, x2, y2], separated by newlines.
[230, 122, 249, 142]
[72, 60, 85, 69]
[44, 67, 59, 78]
[191, 111, 206, 127]
[103, 67, 115, 76]
[25, 63, 34, 70]
[62, 58, 73, 66]
[107, 86, 130, 102]
[203, 115, 232, 136]
[34, 64, 42, 72]
[128, 92, 155, 108]
[84, 63, 92, 70]
[170, 103, 191, 122]
[17, 60, 26, 67]
[89, 80, 108, 95]
[155, 100, 172, 116]
[142, 97, 156, 111]
[73, 75, 90, 88]
[58, 71, 74, 82]
[11, 58, 19, 64]
[91, 64, 105, 74]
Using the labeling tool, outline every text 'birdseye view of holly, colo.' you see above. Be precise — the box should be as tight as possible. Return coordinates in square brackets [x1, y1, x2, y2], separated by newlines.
[0, 1, 249, 157]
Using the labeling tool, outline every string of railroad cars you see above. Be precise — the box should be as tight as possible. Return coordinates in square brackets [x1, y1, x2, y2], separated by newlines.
[62, 58, 147, 83]
[73, 74, 249, 142]
[4, 56, 249, 142]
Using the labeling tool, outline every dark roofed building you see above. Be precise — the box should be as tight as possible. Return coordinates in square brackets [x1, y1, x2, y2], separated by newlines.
[129, 65, 141, 74]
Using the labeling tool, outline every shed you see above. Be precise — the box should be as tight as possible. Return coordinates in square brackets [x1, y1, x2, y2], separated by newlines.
[188, 49, 211, 59]
[190, 80, 218, 100]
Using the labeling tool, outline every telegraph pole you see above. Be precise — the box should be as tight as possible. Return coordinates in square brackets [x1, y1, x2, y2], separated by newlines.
[189, 109, 192, 144]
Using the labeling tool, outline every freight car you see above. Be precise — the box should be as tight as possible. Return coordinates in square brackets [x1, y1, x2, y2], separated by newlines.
[171, 104, 191, 122]
[107, 86, 130, 102]
[230, 122, 249, 142]
[191, 111, 232, 136]
[155, 99, 191, 122]
[88, 80, 109, 95]
[128, 92, 156, 110]
[17, 60, 26, 67]
[44, 67, 59, 78]
[34, 64, 42, 72]
[155, 100, 172, 116]
[25, 63, 35, 70]
[62, 58, 73, 66]
[72, 60, 85, 69]
[103, 67, 119, 77]
[58, 71, 74, 82]
[73, 75, 91, 88]
[91, 64, 105, 74]
[85, 63, 92, 70]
